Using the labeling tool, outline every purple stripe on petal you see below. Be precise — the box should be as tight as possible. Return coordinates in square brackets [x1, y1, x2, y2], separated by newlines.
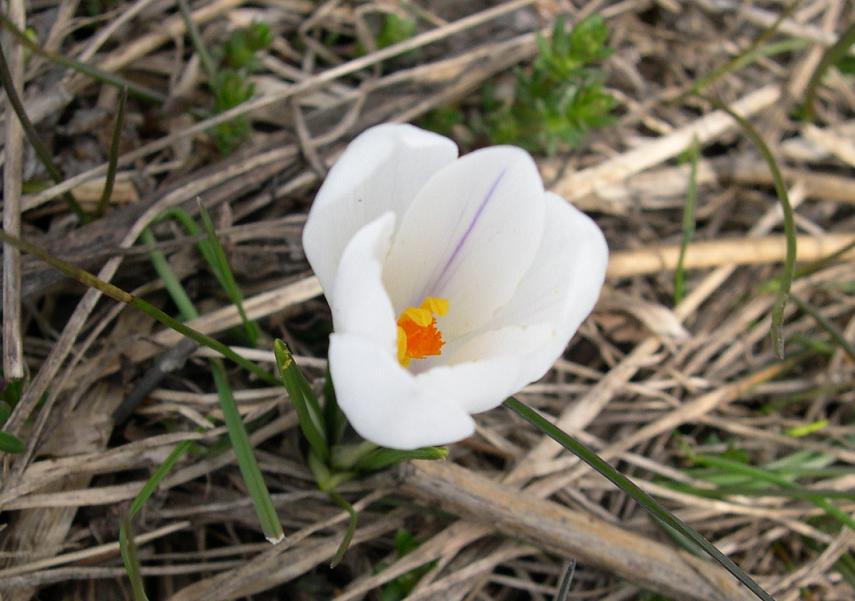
[427, 168, 507, 296]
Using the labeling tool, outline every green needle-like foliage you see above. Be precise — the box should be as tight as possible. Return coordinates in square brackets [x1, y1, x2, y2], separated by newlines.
[484, 16, 615, 154]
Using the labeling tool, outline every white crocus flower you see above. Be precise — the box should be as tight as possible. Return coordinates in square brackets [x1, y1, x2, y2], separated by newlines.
[303, 124, 608, 450]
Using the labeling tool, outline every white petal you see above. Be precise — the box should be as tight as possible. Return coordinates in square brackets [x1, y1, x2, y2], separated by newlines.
[491, 192, 608, 385]
[329, 334, 475, 450]
[383, 147, 545, 338]
[417, 324, 551, 413]
[302, 124, 458, 295]
[330, 213, 397, 354]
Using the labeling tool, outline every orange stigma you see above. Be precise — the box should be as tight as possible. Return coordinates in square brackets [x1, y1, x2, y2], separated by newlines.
[396, 297, 448, 367]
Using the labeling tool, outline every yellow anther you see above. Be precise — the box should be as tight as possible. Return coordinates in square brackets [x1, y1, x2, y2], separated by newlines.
[396, 296, 449, 367]
[396, 326, 410, 367]
[402, 307, 433, 327]
[421, 296, 449, 316]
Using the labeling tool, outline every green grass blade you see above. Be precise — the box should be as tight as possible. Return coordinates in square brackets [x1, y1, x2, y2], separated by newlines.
[141, 228, 283, 543]
[691, 454, 855, 531]
[709, 96, 796, 359]
[176, 0, 218, 80]
[0, 13, 167, 104]
[327, 490, 358, 568]
[210, 358, 284, 543]
[791, 293, 855, 363]
[503, 396, 774, 601]
[96, 86, 127, 217]
[673, 136, 699, 305]
[686, 0, 801, 97]
[196, 201, 261, 346]
[119, 514, 149, 601]
[273, 340, 329, 462]
[0, 40, 88, 223]
[0, 431, 25, 454]
[0, 228, 278, 386]
[323, 368, 347, 447]
[351, 446, 447, 473]
[140, 228, 197, 321]
[130, 441, 193, 517]
[800, 22, 855, 120]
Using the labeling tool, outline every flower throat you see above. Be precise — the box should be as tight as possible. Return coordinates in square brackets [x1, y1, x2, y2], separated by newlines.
[396, 297, 448, 367]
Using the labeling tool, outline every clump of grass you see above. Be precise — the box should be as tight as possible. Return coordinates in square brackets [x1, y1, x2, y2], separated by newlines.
[483, 16, 615, 155]
[209, 22, 273, 153]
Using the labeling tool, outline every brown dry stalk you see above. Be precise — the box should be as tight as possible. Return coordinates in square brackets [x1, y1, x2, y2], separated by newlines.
[606, 232, 855, 278]
[397, 460, 755, 601]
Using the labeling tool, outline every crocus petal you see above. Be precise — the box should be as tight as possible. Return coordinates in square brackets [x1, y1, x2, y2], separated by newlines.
[330, 213, 397, 354]
[382, 147, 545, 338]
[418, 323, 551, 413]
[302, 124, 458, 295]
[329, 334, 475, 449]
[489, 191, 608, 386]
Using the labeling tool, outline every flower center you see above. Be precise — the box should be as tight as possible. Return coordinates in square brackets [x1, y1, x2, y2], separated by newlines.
[396, 296, 449, 367]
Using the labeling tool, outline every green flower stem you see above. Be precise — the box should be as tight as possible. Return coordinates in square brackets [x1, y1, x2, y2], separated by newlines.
[0, 228, 277, 386]
[503, 396, 774, 601]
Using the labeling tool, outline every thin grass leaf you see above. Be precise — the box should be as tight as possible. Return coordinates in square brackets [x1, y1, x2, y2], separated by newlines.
[141, 227, 283, 543]
[0, 13, 167, 104]
[555, 560, 576, 601]
[673, 136, 699, 305]
[791, 293, 855, 363]
[129, 441, 193, 517]
[708, 96, 796, 359]
[96, 86, 127, 217]
[327, 490, 358, 568]
[691, 454, 855, 531]
[211, 358, 284, 543]
[503, 396, 774, 601]
[273, 340, 329, 462]
[0, 41, 88, 223]
[176, 0, 217, 80]
[323, 369, 347, 447]
[117, 439, 192, 600]
[119, 514, 149, 601]
[350, 446, 447, 473]
[800, 22, 855, 120]
[685, 0, 801, 97]
[140, 228, 197, 321]
[153, 208, 219, 267]
[0, 401, 11, 423]
[0, 431, 25, 454]
[0, 228, 278, 386]
[196, 201, 261, 346]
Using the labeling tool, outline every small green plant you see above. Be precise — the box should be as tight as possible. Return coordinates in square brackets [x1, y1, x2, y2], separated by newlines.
[484, 15, 615, 154]
[222, 21, 274, 70]
[377, 529, 437, 601]
[376, 13, 416, 50]
[0, 377, 25, 454]
[209, 21, 273, 154]
[356, 12, 417, 56]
